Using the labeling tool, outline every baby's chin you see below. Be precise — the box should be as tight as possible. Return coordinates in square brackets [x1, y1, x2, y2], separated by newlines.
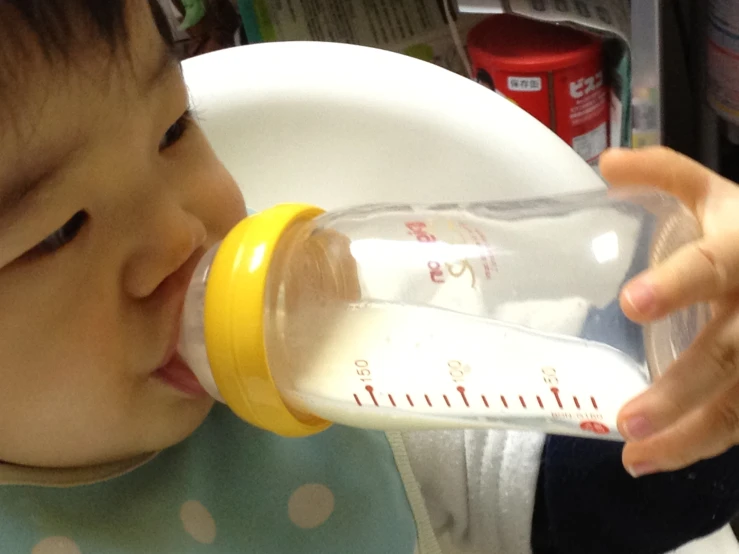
[126, 394, 216, 461]
[3, 396, 216, 470]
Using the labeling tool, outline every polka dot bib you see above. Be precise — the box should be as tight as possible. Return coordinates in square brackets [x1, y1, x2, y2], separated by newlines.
[0, 405, 419, 554]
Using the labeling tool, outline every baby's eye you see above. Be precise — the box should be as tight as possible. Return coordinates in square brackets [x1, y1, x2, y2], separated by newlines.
[28, 210, 88, 257]
[159, 109, 192, 151]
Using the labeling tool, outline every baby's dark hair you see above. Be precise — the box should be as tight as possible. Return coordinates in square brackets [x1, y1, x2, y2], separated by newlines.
[0, 0, 173, 64]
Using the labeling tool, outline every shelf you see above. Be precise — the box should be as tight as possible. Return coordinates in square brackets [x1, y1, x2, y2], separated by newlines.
[457, 0, 664, 146]
[631, 0, 662, 146]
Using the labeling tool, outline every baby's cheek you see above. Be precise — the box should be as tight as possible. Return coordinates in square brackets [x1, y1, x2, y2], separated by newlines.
[202, 163, 247, 239]
[185, 135, 246, 239]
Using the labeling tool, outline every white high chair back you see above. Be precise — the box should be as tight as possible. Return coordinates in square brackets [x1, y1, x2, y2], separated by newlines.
[182, 42, 603, 210]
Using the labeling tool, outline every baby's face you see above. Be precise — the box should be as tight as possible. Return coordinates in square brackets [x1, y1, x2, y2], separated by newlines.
[0, 3, 246, 467]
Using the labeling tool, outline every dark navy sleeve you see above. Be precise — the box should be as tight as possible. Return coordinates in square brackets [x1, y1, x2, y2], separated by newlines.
[531, 436, 739, 554]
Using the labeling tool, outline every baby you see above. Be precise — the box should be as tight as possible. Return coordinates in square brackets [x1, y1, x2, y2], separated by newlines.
[0, 1, 738, 553]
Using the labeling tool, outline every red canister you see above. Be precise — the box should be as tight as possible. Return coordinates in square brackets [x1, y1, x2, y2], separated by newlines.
[467, 15, 608, 167]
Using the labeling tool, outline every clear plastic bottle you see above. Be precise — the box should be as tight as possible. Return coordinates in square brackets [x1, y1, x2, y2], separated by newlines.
[179, 188, 710, 440]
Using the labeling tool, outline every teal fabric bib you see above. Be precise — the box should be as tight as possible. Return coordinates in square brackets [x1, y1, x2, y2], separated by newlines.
[0, 405, 418, 553]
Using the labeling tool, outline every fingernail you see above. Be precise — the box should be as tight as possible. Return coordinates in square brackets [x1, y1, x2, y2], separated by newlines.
[622, 415, 654, 441]
[627, 462, 657, 478]
[624, 278, 657, 315]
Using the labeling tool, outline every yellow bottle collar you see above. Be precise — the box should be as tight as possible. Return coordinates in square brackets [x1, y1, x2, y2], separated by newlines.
[203, 204, 331, 437]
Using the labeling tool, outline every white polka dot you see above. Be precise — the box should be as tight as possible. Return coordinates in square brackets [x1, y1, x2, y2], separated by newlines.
[31, 537, 82, 554]
[180, 500, 217, 544]
[288, 483, 335, 529]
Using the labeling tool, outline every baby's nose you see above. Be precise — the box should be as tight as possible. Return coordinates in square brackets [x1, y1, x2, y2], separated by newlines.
[122, 210, 207, 300]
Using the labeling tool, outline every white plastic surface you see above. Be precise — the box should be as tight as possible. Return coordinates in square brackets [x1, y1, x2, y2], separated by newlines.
[182, 42, 739, 554]
[182, 42, 604, 209]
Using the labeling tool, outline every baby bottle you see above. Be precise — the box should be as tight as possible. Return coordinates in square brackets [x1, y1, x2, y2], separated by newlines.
[179, 188, 710, 440]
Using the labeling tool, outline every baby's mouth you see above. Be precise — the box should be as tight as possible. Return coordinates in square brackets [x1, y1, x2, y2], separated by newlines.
[153, 353, 209, 398]
[150, 247, 212, 398]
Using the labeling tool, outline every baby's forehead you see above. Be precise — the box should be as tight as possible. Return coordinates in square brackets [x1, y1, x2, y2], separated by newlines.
[0, 1, 174, 192]
[0, 44, 114, 154]
[0, 4, 118, 117]
[0, 0, 172, 104]
[0, 62, 89, 215]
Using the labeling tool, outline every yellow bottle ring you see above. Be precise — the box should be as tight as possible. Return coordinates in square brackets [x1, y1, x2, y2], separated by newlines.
[204, 204, 331, 437]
